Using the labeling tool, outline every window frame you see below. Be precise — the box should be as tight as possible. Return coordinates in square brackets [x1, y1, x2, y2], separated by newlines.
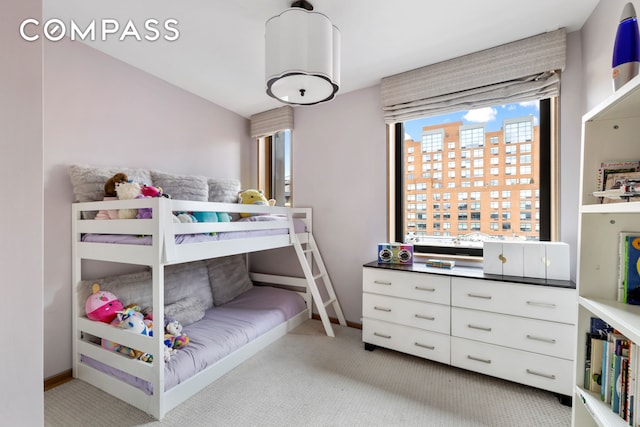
[391, 98, 553, 257]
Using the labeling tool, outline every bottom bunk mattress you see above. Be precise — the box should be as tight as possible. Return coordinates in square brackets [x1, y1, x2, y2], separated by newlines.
[81, 285, 306, 394]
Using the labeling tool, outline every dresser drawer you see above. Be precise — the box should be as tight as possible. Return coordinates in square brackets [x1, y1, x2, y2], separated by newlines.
[363, 268, 450, 304]
[363, 318, 450, 364]
[451, 277, 576, 324]
[451, 337, 572, 395]
[363, 293, 450, 334]
[451, 307, 575, 359]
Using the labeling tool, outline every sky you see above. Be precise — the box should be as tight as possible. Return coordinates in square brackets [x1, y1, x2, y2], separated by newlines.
[403, 101, 540, 142]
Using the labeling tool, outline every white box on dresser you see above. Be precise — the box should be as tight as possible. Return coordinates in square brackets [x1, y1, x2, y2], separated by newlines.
[362, 262, 576, 403]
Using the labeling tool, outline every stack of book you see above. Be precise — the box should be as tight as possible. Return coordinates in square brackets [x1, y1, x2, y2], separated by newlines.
[585, 317, 637, 424]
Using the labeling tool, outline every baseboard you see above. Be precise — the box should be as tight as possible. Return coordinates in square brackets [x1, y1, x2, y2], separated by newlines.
[44, 369, 73, 391]
[311, 313, 362, 330]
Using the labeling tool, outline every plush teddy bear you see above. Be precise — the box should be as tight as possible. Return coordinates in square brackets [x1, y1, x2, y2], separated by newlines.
[237, 189, 276, 218]
[115, 181, 142, 219]
[86, 283, 124, 323]
[104, 172, 129, 197]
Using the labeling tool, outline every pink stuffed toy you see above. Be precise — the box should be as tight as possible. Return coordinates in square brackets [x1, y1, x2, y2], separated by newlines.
[86, 283, 124, 323]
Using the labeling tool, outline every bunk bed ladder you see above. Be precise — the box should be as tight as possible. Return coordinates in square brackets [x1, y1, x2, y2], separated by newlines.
[292, 233, 346, 337]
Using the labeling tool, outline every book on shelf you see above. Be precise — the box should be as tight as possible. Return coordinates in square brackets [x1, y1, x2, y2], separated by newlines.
[588, 318, 612, 394]
[619, 232, 640, 305]
[584, 318, 638, 424]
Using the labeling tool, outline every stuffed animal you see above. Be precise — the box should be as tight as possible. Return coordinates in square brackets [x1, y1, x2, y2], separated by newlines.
[172, 212, 197, 223]
[238, 189, 276, 218]
[140, 184, 163, 198]
[115, 181, 142, 219]
[191, 211, 232, 223]
[104, 172, 129, 197]
[86, 283, 124, 323]
[164, 319, 190, 351]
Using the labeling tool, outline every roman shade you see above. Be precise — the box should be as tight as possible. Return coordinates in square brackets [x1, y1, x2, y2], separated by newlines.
[250, 105, 294, 138]
[380, 28, 566, 123]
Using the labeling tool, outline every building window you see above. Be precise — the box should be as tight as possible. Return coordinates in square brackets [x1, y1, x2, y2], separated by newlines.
[422, 130, 444, 152]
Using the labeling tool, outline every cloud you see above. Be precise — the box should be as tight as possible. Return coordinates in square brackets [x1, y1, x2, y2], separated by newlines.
[405, 132, 413, 141]
[519, 100, 539, 110]
[463, 107, 497, 123]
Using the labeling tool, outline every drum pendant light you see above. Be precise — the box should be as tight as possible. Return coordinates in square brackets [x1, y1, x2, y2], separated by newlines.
[265, 0, 340, 105]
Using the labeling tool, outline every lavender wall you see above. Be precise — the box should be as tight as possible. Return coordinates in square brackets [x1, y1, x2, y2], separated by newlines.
[1, 1, 44, 424]
[293, 87, 387, 324]
[43, 39, 252, 377]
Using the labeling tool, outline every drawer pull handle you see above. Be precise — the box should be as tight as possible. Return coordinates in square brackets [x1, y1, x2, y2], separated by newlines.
[374, 280, 392, 286]
[467, 355, 491, 364]
[415, 342, 435, 350]
[374, 332, 391, 339]
[467, 293, 492, 300]
[468, 324, 492, 332]
[374, 306, 392, 312]
[526, 369, 556, 380]
[415, 314, 435, 321]
[526, 334, 556, 344]
[526, 301, 556, 308]
[415, 286, 436, 292]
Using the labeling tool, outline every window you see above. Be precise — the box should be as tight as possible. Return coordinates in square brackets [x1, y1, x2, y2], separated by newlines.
[394, 99, 554, 256]
[258, 130, 291, 206]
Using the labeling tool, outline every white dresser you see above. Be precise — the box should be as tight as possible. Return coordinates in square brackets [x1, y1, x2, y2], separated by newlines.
[362, 262, 576, 401]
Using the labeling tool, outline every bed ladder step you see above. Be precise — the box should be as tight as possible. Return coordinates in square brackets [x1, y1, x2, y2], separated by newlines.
[292, 233, 346, 337]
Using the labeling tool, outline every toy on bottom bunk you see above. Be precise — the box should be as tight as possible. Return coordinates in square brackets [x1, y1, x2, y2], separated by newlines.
[85, 283, 124, 323]
[163, 319, 190, 362]
[238, 189, 275, 217]
[100, 305, 154, 363]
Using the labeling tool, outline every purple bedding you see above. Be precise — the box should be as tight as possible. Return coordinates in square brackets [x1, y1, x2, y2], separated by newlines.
[81, 286, 306, 394]
[81, 215, 306, 245]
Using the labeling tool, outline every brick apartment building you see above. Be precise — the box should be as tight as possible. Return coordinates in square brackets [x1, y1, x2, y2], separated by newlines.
[404, 116, 540, 245]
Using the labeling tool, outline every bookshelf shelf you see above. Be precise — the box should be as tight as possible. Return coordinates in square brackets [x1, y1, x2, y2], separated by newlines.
[579, 297, 640, 344]
[573, 74, 640, 427]
[575, 386, 629, 427]
[581, 201, 640, 214]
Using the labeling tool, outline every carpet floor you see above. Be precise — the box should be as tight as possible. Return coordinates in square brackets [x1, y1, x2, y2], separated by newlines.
[45, 319, 571, 426]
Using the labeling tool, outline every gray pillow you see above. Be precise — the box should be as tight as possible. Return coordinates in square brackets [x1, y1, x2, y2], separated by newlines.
[164, 296, 205, 326]
[208, 178, 241, 203]
[69, 164, 153, 219]
[151, 170, 209, 201]
[79, 261, 214, 316]
[206, 255, 254, 306]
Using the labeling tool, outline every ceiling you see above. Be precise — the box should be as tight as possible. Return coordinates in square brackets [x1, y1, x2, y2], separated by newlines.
[44, 0, 600, 118]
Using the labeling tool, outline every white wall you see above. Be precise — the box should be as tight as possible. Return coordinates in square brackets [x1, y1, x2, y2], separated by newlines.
[1, 1, 44, 425]
[581, 0, 632, 111]
[559, 31, 584, 280]
[293, 87, 387, 324]
[43, 39, 252, 378]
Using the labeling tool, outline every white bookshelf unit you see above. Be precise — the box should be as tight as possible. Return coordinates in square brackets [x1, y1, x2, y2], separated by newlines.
[573, 74, 640, 427]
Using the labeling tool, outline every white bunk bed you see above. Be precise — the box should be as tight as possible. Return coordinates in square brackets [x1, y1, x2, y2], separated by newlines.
[71, 197, 345, 419]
